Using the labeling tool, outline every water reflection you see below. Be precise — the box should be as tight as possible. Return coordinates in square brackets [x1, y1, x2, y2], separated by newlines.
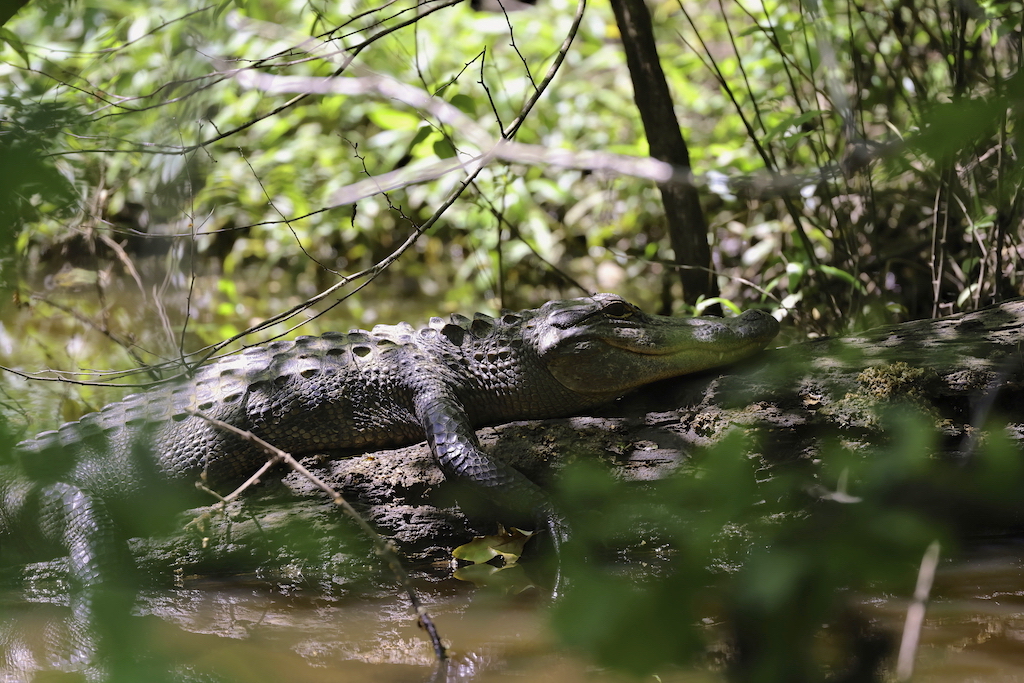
[867, 541, 1024, 682]
[0, 571, 719, 683]
[5, 543, 1024, 682]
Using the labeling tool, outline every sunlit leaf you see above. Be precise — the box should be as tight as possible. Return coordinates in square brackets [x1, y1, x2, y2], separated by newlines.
[367, 107, 421, 131]
[696, 297, 742, 315]
[452, 527, 534, 564]
[818, 264, 865, 292]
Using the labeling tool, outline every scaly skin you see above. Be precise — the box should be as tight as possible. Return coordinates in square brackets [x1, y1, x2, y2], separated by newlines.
[1, 294, 779, 584]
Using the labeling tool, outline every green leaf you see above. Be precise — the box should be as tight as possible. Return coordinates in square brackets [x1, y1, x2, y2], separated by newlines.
[213, 0, 234, 22]
[49, 268, 98, 289]
[452, 527, 534, 564]
[453, 563, 534, 592]
[818, 264, 865, 293]
[910, 97, 1005, 163]
[409, 124, 433, 147]
[449, 94, 476, 116]
[763, 110, 826, 143]
[366, 106, 421, 131]
[433, 138, 456, 159]
[0, 29, 29, 68]
[696, 297, 742, 315]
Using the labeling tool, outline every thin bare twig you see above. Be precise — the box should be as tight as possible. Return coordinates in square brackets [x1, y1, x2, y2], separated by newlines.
[498, 2, 537, 92]
[896, 540, 941, 681]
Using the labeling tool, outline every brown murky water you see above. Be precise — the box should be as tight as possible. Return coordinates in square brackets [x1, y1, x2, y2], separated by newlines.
[1, 576, 719, 683]
[5, 543, 1024, 682]
[869, 541, 1024, 682]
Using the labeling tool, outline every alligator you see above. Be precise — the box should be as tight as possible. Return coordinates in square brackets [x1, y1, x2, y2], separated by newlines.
[1, 294, 779, 586]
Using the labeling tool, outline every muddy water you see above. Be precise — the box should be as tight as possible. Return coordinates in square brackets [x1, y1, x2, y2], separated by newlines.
[870, 541, 1024, 682]
[133, 583, 708, 683]
[1, 576, 719, 683]
[4, 543, 1024, 682]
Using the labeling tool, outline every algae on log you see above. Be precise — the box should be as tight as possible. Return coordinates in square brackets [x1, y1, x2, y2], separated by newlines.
[133, 300, 1024, 579]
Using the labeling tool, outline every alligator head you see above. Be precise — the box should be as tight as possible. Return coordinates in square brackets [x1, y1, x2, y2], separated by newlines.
[527, 293, 779, 397]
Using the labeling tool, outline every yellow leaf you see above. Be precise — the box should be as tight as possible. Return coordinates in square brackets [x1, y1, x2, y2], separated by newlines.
[452, 526, 535, 564]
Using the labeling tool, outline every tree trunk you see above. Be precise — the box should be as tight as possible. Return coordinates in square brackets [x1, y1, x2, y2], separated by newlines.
[608, 0, 717, 308]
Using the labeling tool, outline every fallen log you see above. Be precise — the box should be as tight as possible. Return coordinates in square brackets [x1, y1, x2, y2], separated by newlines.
[125, 299, 1024, 583]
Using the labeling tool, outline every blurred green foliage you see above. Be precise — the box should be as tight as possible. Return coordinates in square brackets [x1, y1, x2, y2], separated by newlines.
[0, 0, 1017, 364]
[1, 0, 1020, 355]
[0, 98, 78, 298]
[551, 411, 1024, 681]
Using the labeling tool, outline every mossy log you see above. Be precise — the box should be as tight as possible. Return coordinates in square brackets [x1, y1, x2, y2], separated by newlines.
[131, 299, 1024, 582]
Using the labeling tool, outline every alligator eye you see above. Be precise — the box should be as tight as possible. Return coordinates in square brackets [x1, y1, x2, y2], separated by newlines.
[602, 301, 634, 319]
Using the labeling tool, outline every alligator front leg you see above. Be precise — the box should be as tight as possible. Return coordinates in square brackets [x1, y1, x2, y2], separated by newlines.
[413, 387, 568, 555]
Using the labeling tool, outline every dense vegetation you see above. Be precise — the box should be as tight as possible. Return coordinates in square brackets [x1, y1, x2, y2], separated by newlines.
[1, 0, 1022, 680]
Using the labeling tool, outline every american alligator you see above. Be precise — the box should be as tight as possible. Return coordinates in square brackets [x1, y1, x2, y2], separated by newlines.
[1, 294, 778, 585]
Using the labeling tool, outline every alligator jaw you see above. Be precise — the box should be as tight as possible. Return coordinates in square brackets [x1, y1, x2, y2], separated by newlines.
[603, 309, 778, 357]
[540, 303, 779, 396]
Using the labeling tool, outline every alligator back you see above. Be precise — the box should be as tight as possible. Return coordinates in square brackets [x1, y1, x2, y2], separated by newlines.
[12, 330, 453, 496]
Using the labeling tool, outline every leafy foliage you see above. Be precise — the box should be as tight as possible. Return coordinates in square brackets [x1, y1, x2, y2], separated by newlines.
[1, 0, 1019, 351]
[661, 0, 1024, 329]
[551, 412, 1024, 681]
[0, 98, 78, 298]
